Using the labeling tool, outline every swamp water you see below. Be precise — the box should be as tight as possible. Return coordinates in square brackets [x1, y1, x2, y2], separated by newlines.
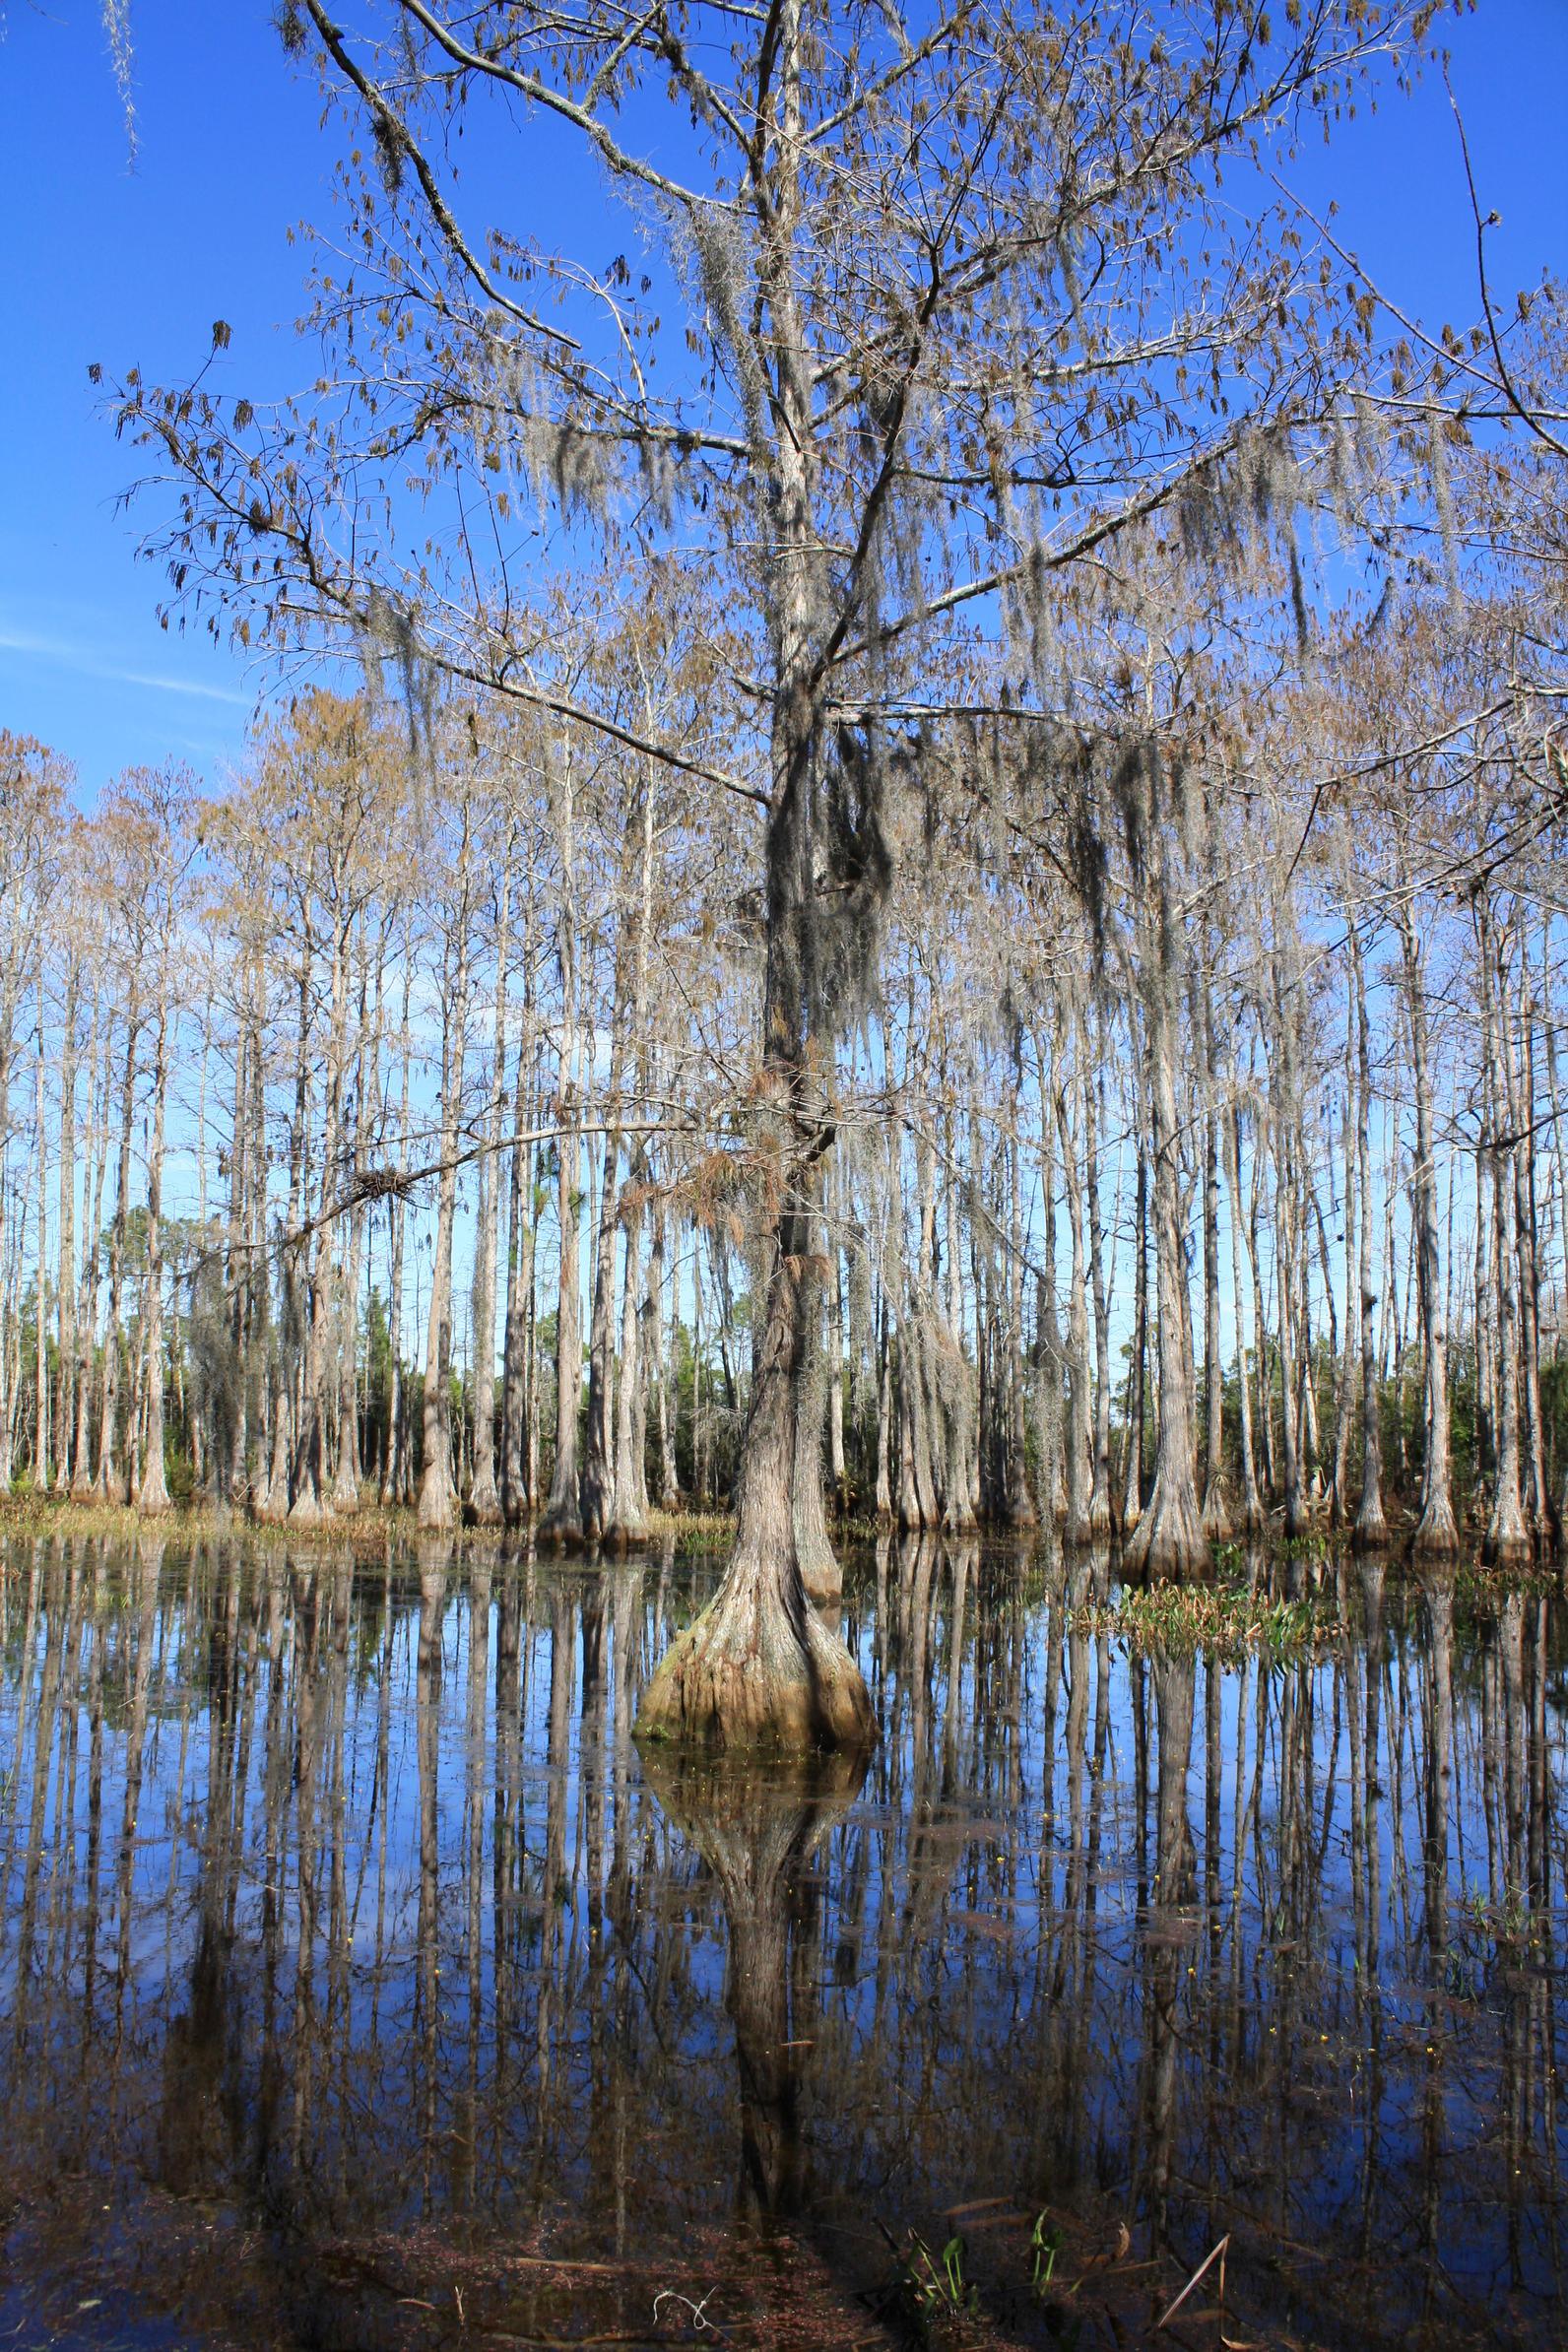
[0, 1532, 1562, 2351]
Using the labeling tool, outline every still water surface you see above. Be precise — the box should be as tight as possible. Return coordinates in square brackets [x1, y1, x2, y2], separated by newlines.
[0, 1533, 1562, 2349]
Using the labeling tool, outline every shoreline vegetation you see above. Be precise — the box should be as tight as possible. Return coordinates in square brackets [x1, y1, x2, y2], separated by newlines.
[2, 1492, 1553, 1666]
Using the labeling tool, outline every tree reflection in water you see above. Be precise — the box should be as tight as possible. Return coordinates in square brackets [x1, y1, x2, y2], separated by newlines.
[0, 1530, 1562, 2349]
[642, 1746, 868, 2220]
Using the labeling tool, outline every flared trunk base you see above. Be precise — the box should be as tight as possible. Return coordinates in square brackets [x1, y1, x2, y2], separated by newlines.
[1412, 1494, 1460, 1559]
[637, 1550, 874, 1756]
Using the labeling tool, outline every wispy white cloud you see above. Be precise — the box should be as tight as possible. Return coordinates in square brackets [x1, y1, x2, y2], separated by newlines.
[0, 626, 250, 707]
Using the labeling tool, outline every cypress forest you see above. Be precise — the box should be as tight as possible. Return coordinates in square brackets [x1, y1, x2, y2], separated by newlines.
[2, 3, 1566, 2343]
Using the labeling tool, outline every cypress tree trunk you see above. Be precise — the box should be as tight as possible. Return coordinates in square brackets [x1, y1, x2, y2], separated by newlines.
[500, 1021, 533, 1526]
[539, 777, 584, 1547]
[648, 1190, 680, 1510]
[71, 981, 105, 1498]
[55, 957, 79, 1491]
[97, 980, 139, 1505]
[636, 687, 873, 1745]
[638, 3, 874, 1749]
[1084, 1058, 1113, 1536]
[581, 1017, 623, 1543]
[470, 874, 510, 1527]
[1223, 1094, 1262, 1533]
[139, 997, 172, 1516]
[1349, 920, 1386, 1546]
[1400, 904, 1458, 1558]
[30, 1043, 48, 1490]
[1058, 1075, 1091, 1543]
[418, 901, 470, 1532]
[606, 1209, 649, 1549]
[1005, 1129, 1037, 1528]
[1124, 883, 1209, 1581]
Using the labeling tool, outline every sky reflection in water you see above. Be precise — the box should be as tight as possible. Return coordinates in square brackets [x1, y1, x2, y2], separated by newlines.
[0, 1533, 1562, 2350]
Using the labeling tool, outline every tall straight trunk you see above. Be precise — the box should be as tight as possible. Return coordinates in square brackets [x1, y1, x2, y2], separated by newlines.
[873, 1290, 892, 1519]
[1472, 1113, 1495, 1511]
[1481, 899, 1529, 1561]
[1541, 927, 1568, 1527]
[1509, 964, 1548, 1541]
[1124, 895, 1209, 1580]
[1349, 920, 1386, 1544]
[606, 780, 656, 1550]
[31, 1042, 48, 1488]
[636, 4, 875, 1749]
[333, 935, 383, 1514]
[1032, 1023, 1065, 1527]
[939, 1117, 977, 1535]
[1328, 1075, 1356, 1525]
[1198, 957, 1229, 1538]
[265, 961, 310, 1523]
[1006, 1127, 1037, 1527]
[71, 981, 105, 1497]
[826, 1217, 847, 1504]
[1223, 1093, 1263, 1532]
[1057, 1075, 1091, 1542]
[649, 1190, 679, 1509]
[139, 996, 172, 1516]
[1124, 1139, 1149, 1532]
[539, 770, 583, 1544]
[582, 1012, 624, 1542]
[1486, 1099, 1529, 1562]
[383, 952, 413, 1508]
[1084, 1058, 1112, 1535]
[56, 958, 79, 1489]
[1274, 1122, 1305, 1536]
[471, 872, 511, 1525]
[294, 915, 353, 1523]
[97, 979, 140, 1504]
[419, 889, 471, 1532]
[500, 1016, 534, 1525]
[607, 1208, 648, 1548]
[220, 973, 250, 1504]
[1400, 905, 1458, 1557]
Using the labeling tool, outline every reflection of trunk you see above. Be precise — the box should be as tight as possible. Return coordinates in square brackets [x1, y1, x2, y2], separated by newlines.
[1420, 1568, 1453, 1965]
[415, 1549, 446, 2171]
[643, 1751, 868, 2214]
[1143, 1646, 1197, 2221]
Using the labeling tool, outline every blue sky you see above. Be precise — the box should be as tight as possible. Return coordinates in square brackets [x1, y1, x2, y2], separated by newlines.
[1, 0, 1564, 807]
